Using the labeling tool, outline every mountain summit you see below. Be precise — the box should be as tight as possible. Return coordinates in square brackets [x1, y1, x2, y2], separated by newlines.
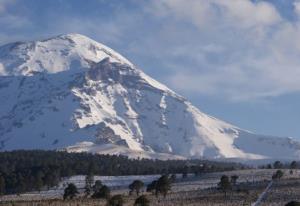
[0, 33, 299, 160]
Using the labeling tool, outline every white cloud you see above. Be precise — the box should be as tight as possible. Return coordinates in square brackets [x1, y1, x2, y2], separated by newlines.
[0, 0, 15, 14]
[294, 1, 300, 17]
[132, 0, 300, 101]
[158, 0, 281, 28]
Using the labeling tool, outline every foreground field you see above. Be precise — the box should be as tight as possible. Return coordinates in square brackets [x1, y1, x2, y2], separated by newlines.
[261, 178, 300, 206]
[1, 169, 300, 206]
[0, 183, 266, 206]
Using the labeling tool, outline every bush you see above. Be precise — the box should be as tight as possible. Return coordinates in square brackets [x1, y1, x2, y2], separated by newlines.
[108, 194, 124, 206]
[272, 170, 284, 180]
[146, 180, 157, 193]
[285, 201, 300, 206]
[92, 185, 110, 199]
[134, 195, 150, 206]
[170, 174, 176, 183]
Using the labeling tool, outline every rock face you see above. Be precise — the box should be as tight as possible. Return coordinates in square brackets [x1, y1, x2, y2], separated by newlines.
[0, 33, 300, 160]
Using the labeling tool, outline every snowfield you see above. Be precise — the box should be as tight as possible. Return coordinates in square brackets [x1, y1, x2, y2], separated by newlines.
[0, 33, 300, 160]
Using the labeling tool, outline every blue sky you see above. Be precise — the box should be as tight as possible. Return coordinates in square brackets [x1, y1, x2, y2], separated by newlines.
[1, 0, 300, 138]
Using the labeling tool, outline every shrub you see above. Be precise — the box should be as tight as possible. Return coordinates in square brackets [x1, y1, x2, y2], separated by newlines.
[146, 180, 157, 193]
[92, 185, 110, 199]
[108, 194, 124, 206]
[134, 195, 150, 206]
[285, 201, 300, 206]
[272, 170, 284, 180]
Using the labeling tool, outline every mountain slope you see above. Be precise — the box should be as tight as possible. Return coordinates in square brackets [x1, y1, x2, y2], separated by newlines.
[0, 33, 299, 160]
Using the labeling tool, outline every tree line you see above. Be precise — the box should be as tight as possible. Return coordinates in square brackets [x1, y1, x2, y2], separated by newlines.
[0, 150, 243, 195]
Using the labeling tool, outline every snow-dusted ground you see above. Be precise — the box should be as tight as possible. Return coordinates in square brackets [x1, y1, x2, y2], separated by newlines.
[1, 169, 298, 202]
[251, 181, 273, 206]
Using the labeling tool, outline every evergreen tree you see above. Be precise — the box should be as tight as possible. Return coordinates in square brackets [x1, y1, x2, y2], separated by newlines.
[129, 180, 144, 196]
[63, 183, 79, 200]
[35, 171, 44, 192]
[218, 175, 231, 197]
[273, 161, 283, 169]
[0, 150, 241, 195]
[230, 175, 238, 186]
[84, 173, 94, 197]
[290, 161, 298, 169]
[285, 201, 300, 206]
[272, 170, 284, 180]
[146, 180, 157, 194]
[93, 180, 103, 193]
[182, 166, 188, 179]
[0, 175, 5, 195]
[16, 174, 26, 194]
[156, 175, 171, 197]
[170, 174, 176, 183]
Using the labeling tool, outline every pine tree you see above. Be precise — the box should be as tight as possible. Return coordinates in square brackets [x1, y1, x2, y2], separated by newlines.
[218, 175, 231, 197]
[290, 161, 298, 169]
[156, 175, 171, 197]
[63, 183, 79, 200]
[272, 170, 284, 180]
[170, 174, 176, 183]
[146, 180, 157, 194]
[0, 175, 6, 195]
[285, 201, 300, 206]
[230, 175, 238, 186]
[35, 171, 44, 192]
[129, 180, 144, 196]
[92, 180, 103, 193]
[84, 173, 94, 197]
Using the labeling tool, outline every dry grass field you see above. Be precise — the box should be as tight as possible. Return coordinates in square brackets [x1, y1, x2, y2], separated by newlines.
[261, 178, 300, 206]
[0, 182, 267, 206]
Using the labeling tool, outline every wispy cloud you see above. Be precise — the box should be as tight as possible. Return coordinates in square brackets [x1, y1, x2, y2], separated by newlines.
[0, 0, 14, 13]
[1, 0, 300, 102]
[136, 0, 300, 101]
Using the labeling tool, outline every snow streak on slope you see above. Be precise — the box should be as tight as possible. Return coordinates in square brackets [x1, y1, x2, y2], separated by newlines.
[0, 33, 300, 161]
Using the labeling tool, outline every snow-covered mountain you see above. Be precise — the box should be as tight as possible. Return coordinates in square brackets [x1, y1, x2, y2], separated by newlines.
[0, 33, 299, 161]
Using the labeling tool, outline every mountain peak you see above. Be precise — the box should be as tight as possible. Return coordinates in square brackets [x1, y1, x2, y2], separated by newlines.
[1, 34, 300, 161]
[50, 33, 98, 44]
[0, 33, 133, 76]
[58, 33, 89, 38]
